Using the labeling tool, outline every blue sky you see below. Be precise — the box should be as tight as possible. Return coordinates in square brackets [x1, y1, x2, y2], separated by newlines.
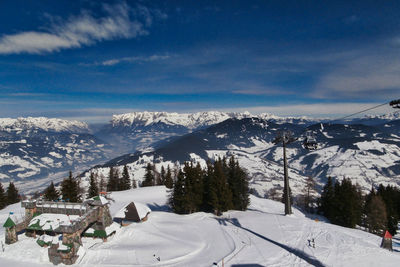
[0, 0, 399, 122]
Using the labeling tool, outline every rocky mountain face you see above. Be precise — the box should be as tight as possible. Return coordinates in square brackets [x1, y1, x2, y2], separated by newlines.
[0, 117, 110, 182]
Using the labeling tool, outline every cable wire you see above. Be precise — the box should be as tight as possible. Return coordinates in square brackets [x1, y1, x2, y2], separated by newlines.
[330, 101, 390, 122]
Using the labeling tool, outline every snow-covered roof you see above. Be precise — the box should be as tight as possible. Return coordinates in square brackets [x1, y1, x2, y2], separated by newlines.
[86, 195, 109, 205]
[93, 196, 109, 205]
[114, 202, 151, 220]
[28, 213, 79, 231]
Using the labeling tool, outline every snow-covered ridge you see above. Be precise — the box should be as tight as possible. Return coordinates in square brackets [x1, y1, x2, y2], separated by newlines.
[0, 117, 89, 133]
[110, 111, 321, 129]
[364, 112, 400, 121]
[111, 111, 252, 129]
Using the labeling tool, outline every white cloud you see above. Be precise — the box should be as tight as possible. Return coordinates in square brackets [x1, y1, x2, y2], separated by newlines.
[315, 51, 400, 99]
[98, 54, 170, 66]
[0, 2, 164, 54]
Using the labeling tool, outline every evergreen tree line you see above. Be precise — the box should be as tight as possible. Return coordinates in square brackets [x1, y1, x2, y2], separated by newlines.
[142, 163, 173, 188]
[42, 171, 82, 202]
[319, 177, 400, 235]
[0, 182, 20, 210]
[106, 165, 136, 192]
[169, 156, 250, 215]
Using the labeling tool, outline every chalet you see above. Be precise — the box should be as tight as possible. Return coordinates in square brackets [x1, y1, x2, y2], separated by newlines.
[114, 202, 151, 226]
[2, 195, 115, 265]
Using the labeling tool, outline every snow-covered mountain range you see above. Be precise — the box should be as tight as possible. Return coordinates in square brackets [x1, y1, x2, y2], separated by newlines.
[95, 111, 319, 153]
[0, 117, 90, 133]
[84, 115, 400, 198]
[0, 117, 109, 183]
[1, 111, 400, 197]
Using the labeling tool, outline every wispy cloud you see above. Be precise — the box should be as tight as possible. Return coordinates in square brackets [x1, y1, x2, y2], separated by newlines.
[313, 47, 400, 99]
[95, 54, 171, 66]
[0, 2, 165, 55]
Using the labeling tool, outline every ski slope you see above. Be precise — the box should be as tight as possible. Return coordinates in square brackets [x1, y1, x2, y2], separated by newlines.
[1, 186, 399, 266]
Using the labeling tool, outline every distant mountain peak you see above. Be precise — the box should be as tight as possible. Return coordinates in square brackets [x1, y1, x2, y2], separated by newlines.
[110, 111, 253, 129]
[0, 117, 89, 133]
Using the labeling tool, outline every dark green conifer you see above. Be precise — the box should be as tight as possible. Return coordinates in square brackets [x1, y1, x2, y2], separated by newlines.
[87, 172, 99, 198]
[0, 183, 7, 209]
[107, 167, 118, 191]
[213, 159, 233, 214]
[170, 170, 187, 214]
[202, 160, 217, 212]
[61, 171, 81, 202]
[142, 163, 155, 187]
[160, 166, 166, 185]
[6, 182, 20, 204]
[164, 165, 173, 189]
[319, 176, 335, 219]
[120, 165, 131, 190]
[227, 156, 249, 211]
[43, 181, 59, 201]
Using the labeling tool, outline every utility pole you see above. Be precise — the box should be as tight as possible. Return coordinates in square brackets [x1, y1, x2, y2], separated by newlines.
[273, 131, 296, 215]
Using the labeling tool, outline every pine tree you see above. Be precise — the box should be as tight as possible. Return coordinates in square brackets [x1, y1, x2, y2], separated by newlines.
[43, 181, 59, 201]
[107, 167, 118, 191]
[87, 172, 99, 198]
[169, 170, 187, 214]
[160, 166, 166, 185]
[202, 160, 217, 212]
[6, 182, 20, 204]
[183, 162, 203, 213]
[319, 176, 335, 219]
[227, 156, 249, 211]
[114, 168, 121, 191]
[164, 165, 173, 189]
[154, 165, 163, 186]
[330, 178, 362, 228]
[0, 183, 7, 209]
[61, 171, 81, 202]
[365, 194, 387, 234]
[120, 165, 131, 190]
[142, 163, 155, 187]
[132, 175, 137, 189]
[213, 159, 233, 215]
[377, 184, 400, 235]
[302, 176, 316, 213]
[98, 174, 106, 192]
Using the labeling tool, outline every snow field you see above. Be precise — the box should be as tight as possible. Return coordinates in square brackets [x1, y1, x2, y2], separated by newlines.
[1, 186, 400, 266]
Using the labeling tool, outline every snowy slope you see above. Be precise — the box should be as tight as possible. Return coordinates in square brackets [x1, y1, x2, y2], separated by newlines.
[1, 186, 400, 266]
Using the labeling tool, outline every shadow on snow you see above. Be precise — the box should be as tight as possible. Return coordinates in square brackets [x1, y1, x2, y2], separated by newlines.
[215, 217, 326, 267]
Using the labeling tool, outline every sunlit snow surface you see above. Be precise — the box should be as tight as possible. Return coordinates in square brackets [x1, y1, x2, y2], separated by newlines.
[1, 186, 399, 266]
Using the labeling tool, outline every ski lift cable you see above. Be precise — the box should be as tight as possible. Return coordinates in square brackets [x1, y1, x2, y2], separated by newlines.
[271, 100, 395, 149]
[330, 101, 391, 122]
